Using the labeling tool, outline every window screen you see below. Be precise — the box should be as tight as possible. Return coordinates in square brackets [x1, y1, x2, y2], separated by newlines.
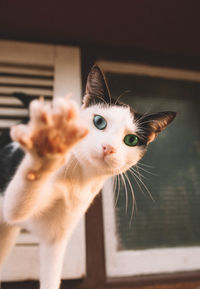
[0, 40, 85, 281]
[105, 71, 200, 251]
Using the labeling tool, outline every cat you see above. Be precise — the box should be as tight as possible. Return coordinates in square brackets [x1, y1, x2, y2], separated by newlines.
[0, 65, 176, 289]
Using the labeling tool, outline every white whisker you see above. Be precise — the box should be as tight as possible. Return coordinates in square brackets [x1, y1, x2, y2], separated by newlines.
[130, 168, 155, 202]
[130, 167, 148, 181]
[95, 95, 108, 105]
[128, 168, 146, 197]
[136, 164, 159, 177]
[120, 173, 128, 214]
[138, 161, 155, 168]
[113, 176, 117, 196]
[114, 90, 131, 105]
[114, 175, 121, 207]
[124, 172, 136, 225]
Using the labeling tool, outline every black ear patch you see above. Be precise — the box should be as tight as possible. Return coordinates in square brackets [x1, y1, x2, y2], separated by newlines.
[83, 65, 112, 107]
[137, 111, 176, 143]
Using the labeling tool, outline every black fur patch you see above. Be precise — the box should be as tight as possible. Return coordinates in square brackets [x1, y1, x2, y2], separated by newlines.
[0, 143, 24, 193]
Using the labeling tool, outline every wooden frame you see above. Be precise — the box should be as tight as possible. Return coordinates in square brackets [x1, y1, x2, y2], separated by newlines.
[0, 40, 85, 282]
[2, 44, 200, 288]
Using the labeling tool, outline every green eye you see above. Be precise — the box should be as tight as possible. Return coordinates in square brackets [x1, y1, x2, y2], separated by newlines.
[93, 115, 107, 130]
[124, 134, 139, 146]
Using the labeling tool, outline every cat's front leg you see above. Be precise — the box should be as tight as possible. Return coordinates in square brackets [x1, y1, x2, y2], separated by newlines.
[3, 97, 88, 224]
[0, 196, 20, 268]
[40, 239, 67, 289]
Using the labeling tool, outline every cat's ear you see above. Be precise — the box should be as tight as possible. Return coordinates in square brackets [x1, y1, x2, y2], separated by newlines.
[82, 65, 111, 107]
[140, 111, 176, 143]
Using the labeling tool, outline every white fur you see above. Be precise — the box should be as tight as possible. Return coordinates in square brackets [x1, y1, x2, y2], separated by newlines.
[0, 98, 143, 289]
[76, 104, 142, 174]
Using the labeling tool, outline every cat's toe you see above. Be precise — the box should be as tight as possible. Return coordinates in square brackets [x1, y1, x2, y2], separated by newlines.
[10, 124, 33, 150]
[52, 97, 78, 123]
[29, 98, 52, 127]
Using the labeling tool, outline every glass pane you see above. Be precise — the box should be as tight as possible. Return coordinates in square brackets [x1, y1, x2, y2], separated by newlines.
[105, 72, 200, 250]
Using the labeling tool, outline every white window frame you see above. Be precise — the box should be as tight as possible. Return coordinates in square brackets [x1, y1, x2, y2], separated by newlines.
[0, 40, 85, 281]
[98, 60, 200, 278]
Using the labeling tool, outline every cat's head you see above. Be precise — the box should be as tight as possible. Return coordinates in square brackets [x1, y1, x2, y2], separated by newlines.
[76, 65, 176, 176]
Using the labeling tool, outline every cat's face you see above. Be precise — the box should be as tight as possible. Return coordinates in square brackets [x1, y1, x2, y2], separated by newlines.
[75, 65, 176, 177]
[79, 104, 144, 175]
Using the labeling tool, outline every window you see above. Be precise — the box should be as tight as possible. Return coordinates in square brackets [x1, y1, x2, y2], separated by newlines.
[99, 60, 200, 277]
[0, 40, 85, 281]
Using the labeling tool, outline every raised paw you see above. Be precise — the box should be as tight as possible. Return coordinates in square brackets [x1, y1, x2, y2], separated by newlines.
[10, 97, 88, 158]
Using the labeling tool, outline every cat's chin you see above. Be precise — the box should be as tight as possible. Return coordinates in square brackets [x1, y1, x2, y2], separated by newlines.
[89, 154, 122, 175]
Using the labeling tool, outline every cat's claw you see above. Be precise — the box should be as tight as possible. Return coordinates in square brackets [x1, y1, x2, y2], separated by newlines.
[10, 98, 88, 158]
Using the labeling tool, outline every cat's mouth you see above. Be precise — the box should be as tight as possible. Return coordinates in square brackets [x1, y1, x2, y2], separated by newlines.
[91, 152, 120, 170]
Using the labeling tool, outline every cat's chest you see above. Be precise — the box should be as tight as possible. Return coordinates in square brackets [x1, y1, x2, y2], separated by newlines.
[56, 164, 105, 207]
[21, 183, 100, 241]
[62, 180, 101, 210]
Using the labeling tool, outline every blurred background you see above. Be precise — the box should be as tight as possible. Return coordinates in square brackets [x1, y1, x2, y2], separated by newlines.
[0, 1, 200, 289]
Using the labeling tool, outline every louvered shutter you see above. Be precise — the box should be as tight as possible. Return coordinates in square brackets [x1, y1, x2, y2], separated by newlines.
[0, 40, 85, 281]
[0, 62, 54, 147]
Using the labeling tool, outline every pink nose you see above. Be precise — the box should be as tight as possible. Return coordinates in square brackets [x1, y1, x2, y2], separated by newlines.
[102, 144, 116, 156]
